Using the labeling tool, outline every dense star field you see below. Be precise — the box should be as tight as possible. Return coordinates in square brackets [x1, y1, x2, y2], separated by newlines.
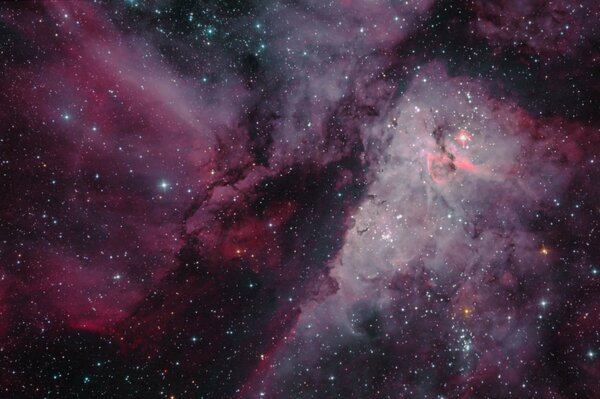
[1, 0, 599, 398]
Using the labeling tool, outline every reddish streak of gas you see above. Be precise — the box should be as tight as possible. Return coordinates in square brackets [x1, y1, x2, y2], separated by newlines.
[426, 152, 479, 184]
[455, 156, 478, 172]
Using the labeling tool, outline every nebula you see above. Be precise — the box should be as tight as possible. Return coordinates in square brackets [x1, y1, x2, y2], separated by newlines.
[1, 1, 599, 398]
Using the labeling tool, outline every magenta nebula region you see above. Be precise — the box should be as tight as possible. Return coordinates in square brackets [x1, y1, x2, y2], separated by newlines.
[1, 1, 600, 398]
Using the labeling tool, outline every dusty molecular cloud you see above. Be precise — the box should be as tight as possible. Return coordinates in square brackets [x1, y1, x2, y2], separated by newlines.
[0, 1, 599, 398]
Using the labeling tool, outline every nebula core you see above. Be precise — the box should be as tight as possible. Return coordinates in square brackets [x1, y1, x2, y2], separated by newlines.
[1, 1, 599, 398]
